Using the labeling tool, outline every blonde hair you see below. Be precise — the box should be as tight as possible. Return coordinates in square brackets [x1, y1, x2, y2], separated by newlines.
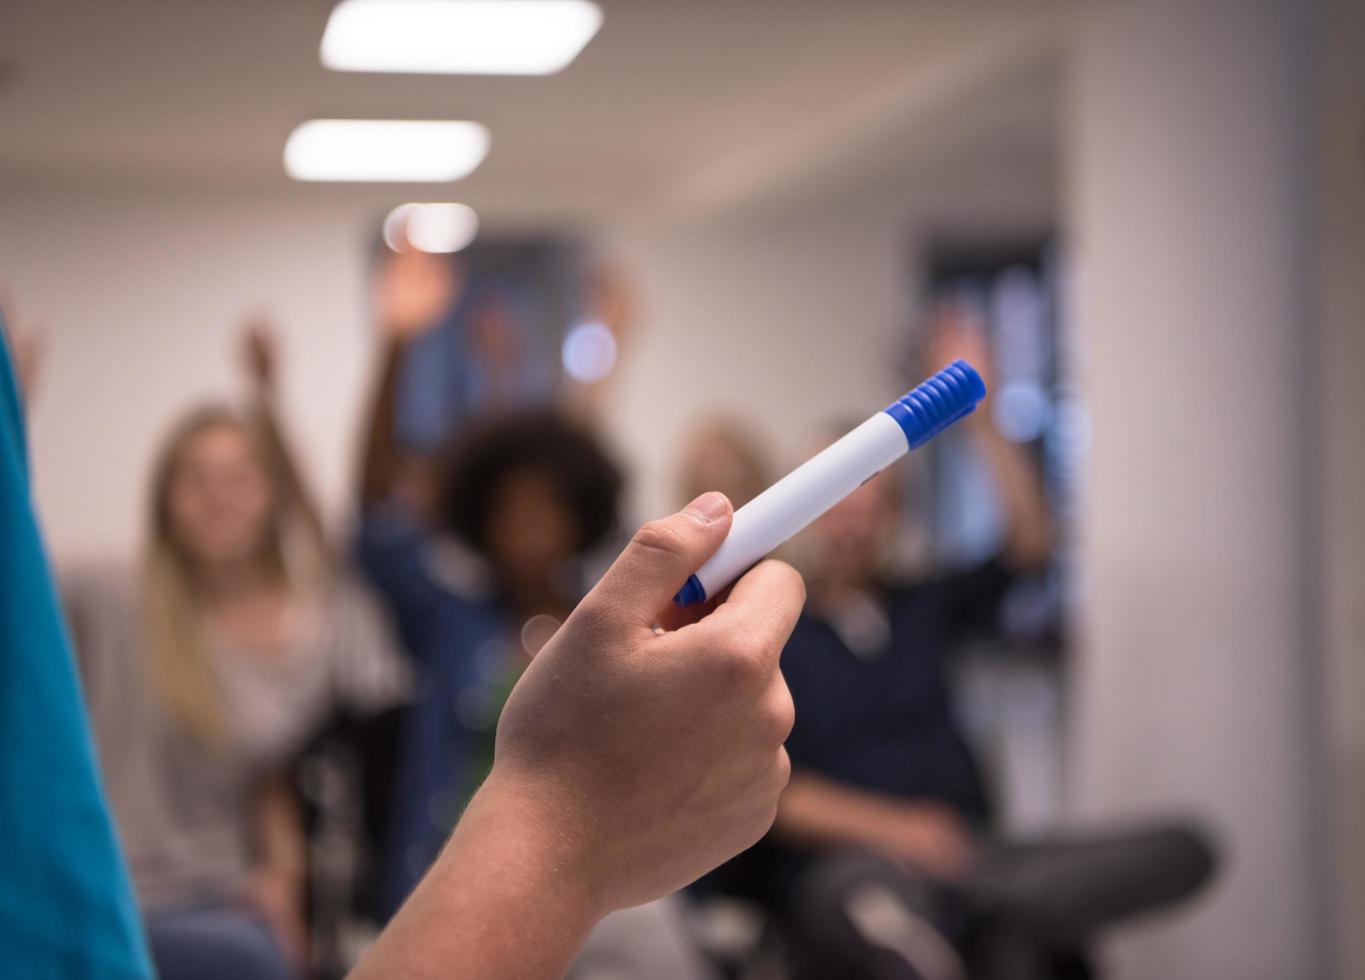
[140, 405, 309, 745]
[676, 416, 774, 510]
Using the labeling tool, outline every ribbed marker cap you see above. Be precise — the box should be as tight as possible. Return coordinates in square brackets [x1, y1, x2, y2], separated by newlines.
[883, 360, 987, 449]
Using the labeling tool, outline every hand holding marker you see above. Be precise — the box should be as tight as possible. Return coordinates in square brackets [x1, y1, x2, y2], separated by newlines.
[674, 360, 987, 606]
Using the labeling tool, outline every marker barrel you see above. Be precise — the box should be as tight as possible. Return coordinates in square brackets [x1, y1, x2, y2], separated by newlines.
[674, 360, 986, 606]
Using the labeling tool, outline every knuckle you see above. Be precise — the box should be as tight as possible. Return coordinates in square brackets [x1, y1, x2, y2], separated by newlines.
[745, 628, 782, 663]
[716, 644, 766, 688]
[728, 632, 762, 665]
[740, 798, 780, 852]
[758, 558, 806, 604]
[740, 634, 777, 676]
[752, 635, 784, 673]
[768, 687, 796, 742]
[630, 519, 684, 559]
[774, 747, 792, 788]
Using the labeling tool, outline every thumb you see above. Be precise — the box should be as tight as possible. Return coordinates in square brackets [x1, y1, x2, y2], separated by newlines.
[586, 492, 733, 630]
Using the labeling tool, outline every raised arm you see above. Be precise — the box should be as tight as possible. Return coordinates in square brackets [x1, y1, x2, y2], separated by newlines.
[357, 250, 462, 509]
[926, 303, 1054, 570]
[358, 335, 407, 508]
[350, 493, 804, 979]
[966, 409, 1054, 570]
[240, 319, 333, 568]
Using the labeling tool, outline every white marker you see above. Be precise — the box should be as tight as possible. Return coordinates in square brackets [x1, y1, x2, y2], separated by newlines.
[674, 360, 986, 606]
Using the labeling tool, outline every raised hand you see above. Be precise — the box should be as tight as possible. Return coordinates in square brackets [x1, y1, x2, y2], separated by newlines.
[924, 298, 994, 394]
[239, 314, 278, 396]
[374, 250, 462, 340]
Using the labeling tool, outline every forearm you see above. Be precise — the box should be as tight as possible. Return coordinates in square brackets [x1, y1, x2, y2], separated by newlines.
[249, 392, 333, 567]
[968, 423, 1053, 569]
[774, 770, 908, 850]
[350, 773, 602, 980]
[359, 338, 406, 507]
[252, 773, 307, 881]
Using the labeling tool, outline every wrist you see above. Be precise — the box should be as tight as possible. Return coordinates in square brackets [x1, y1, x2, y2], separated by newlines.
[436, 771, 605, 949]
[350, 774, 605, 980]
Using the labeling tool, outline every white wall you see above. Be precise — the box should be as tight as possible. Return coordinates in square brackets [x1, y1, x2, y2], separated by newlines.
[0, 129, 1055, 564]
[1068, 1, 1325, 976]
[602, 146, 1057, 520]
[1318, 0, 1365, 974]
[0, 186, 381, 562]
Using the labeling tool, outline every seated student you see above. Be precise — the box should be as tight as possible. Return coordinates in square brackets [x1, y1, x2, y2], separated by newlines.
[704, 320, 1216, 979]
[60, 335, 409, 980]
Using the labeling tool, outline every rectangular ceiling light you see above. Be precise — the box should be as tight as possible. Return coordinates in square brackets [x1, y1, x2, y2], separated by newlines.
[321, 0, 602, 75]
[284, 119, 490, 182]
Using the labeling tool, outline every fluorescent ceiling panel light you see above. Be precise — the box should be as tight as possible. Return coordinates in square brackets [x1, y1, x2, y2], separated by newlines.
[284, 120, 489, 182]
[321, 0, 602, 75]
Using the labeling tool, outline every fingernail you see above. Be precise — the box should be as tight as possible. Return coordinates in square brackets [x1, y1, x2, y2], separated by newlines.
[685, 491, 729, 524]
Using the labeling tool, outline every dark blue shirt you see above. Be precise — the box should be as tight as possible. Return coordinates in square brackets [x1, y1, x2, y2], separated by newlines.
[355, 509, 507, 916]
[700, 561, 1013, 903]
[783, 562, 1014, 824]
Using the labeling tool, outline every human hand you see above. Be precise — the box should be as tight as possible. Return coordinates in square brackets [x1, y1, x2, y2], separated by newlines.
[468, 295, 525, 383]
[487, 491, 805, 915]
[586, 266, 636, 350]
[374, 250, 461, 339]
[243, 866, 308, 971]
[924, 298, 994, 395]
[865, 801, 977, 880]
[239, 315, 277, 396]
[348, 494, 803, 978]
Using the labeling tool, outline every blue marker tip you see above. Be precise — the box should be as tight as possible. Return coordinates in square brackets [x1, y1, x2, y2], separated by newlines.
[882, 360, 987, 449]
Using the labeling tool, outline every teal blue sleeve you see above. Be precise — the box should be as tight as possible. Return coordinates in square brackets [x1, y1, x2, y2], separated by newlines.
[0, 334, 153, 977]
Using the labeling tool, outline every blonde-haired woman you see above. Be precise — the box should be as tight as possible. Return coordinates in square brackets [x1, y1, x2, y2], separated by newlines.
[63, 327, 408, 980]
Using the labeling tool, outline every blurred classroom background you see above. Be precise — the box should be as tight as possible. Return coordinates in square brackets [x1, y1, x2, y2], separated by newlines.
[2, 1, 1362, 978]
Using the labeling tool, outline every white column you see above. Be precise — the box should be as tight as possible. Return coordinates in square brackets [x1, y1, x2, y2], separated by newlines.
[1067, 1, 1324, 977]
[1317, 0, 1365, 974]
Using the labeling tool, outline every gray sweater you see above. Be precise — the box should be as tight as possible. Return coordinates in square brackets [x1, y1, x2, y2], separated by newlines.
[62, 568, 409, 911]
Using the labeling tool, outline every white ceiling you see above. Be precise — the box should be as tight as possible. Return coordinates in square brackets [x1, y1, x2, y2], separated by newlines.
[0, 0, 1071, 221]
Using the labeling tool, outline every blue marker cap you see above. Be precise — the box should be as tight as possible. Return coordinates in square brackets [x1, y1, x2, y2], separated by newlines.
[882, 360, 987, 449]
